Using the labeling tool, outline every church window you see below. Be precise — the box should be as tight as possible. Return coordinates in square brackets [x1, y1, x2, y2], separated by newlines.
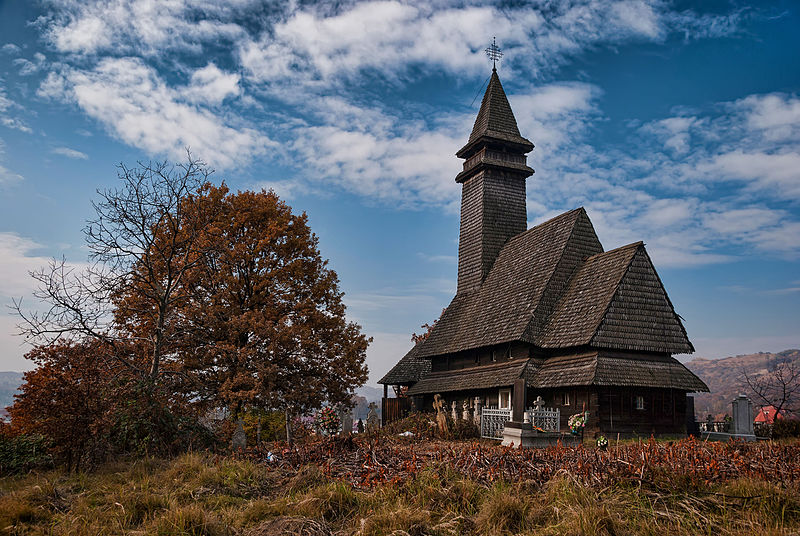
[562, 391, 571, 406]
[635, 395, 645, 410]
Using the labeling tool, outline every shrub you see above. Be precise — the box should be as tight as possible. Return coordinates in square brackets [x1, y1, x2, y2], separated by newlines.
[773, 418, 800, 439]
[108, 379, 217, 457]
[0, 434, 53, 475]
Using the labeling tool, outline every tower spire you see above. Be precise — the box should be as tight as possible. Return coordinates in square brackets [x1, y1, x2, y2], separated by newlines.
[454, 65, 534, 294]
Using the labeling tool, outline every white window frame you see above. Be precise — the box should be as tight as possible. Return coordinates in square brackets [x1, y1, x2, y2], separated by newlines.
[562, 391, 571, 406]
[635, 395, 645, 411]
[498, 389, 512, 410]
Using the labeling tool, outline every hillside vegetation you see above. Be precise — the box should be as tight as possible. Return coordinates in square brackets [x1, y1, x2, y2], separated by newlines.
[686, 349, 800, 418]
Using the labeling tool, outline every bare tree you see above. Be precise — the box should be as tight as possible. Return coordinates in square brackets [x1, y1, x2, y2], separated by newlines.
[742, 355, 800, 420]
[15, 154, 216, 381]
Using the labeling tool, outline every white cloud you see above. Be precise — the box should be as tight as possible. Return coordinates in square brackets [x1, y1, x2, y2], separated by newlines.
[51, 146, 88, 159]
[238, 0, 716, 89]
[0, 85, 32, 134]
[0, 141, 23, 186]
[703, 151, 800, 198]
[29, 0, 795, 269]
[1, 44, 21, 55]
[0, 164, 23, 185]
[39, 58, 274, 168]
[12, 53, 46, 76]
[183, 63, 240, 105]
[43, 0, 250, 56]
[0, 233, 50, 298]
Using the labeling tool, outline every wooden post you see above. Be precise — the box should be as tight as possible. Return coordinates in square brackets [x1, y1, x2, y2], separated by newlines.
[512, 378, 526, 422]
[285, 409, 293, 449]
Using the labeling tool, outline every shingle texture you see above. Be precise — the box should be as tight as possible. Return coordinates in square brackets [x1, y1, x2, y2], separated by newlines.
[457, 170, 528, 293]
[592, 248, 694, 353]
[526, 352, 707, 391]
[419, 208, 604, 358]
[406, 360, 529, 396]
[377, 345, 431, 385]
[461, 70, 533, 152]
[539, 244, 693, 353]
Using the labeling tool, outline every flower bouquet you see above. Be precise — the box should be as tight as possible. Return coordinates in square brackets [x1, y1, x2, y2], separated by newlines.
[568, 413, 586, 435]
[596, 435, 608, 450]
[316, 406, 341, 436]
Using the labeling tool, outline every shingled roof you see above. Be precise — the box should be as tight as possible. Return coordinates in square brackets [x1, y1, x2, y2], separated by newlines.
[457, 70, 533, 158]
[540, 243, 694, 354]
[415, 208, 603, 358]
[527, 351, 708, 391]
[406, 359, 529, 396]
[377, 344, 430, 385]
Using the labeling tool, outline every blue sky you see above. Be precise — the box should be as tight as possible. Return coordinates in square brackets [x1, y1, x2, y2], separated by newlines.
[0, 0, 798, 386]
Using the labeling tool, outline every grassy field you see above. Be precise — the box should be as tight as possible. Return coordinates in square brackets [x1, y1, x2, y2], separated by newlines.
[1, 437, 799, 535]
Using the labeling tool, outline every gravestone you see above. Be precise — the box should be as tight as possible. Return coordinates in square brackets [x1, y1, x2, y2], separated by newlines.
[533, 396, 545, 411]
[340, 408, 353, 436]
[731, 394, 754, 435]
[357, 418, 364, 434]
[231, 419, 247, 450]
[451, 400, 458, 421]
[473, 396, 482, 426]
[366, 402, 380, 433]
[462, 400, 470, 421]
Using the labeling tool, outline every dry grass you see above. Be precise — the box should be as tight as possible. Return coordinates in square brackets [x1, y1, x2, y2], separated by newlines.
[1, 445, 799, 535]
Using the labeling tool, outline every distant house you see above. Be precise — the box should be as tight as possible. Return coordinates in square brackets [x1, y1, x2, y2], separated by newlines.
[754, 406, 786, 425]
[379, 68, 708, 437]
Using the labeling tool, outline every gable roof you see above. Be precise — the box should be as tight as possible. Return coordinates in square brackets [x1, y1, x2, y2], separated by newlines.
[414, 208, 602, 358]
[540, 243, 694, 354]
[457, 70, 533, 158]
[408, 208, 693, 361]
[377, 344, 430, 385]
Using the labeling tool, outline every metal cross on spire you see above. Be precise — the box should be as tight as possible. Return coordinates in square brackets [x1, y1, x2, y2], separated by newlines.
[485, 37, 503, 71]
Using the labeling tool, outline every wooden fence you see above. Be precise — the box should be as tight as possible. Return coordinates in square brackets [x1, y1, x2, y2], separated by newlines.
[382, 397, 411, 426]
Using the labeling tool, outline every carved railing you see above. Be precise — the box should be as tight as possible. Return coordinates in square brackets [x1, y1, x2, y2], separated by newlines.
[481, 408, 511, 439]
[480, 407, 561, 439]
[526, 408, 560, 433]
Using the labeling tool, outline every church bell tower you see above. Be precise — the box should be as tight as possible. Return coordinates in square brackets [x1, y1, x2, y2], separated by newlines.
[455, 67, 534, 294]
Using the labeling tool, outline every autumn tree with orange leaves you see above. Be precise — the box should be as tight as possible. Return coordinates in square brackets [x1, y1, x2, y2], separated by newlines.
[8, 341, 116, 471]
[13, 155, 369, 454]
[15, 155, 217, 383]
[123, 185, 370, 422]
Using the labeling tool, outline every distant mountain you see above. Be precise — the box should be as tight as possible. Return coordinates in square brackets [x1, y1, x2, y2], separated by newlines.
[354, 385, 383, 403]
[686, 349, 800, 419]
[0, 371, 24, 410]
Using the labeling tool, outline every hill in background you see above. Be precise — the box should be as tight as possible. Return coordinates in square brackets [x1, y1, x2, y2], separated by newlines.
[686, 349, 800, 419]
[0, 371, 23, 412]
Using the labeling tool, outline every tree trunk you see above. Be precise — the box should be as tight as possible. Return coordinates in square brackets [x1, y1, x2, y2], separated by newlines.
[285, 409, 293, 448]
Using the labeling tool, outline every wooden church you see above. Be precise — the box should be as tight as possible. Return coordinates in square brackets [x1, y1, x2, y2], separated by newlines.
[379, 67, 708, 437]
